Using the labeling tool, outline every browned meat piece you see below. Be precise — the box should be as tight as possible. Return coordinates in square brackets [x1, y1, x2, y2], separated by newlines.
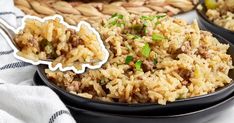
[142, 60, 154, 72]
[67, 29, 85, 47]
[180, 41, 191, 53]
[198, 46, 209, 59]
[178, 68, 192, 81]
[171, 41, 191, 58]
[71, 37, 84, 47]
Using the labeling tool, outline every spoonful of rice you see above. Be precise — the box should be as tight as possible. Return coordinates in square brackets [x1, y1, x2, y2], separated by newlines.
[0, 15, 108, 74]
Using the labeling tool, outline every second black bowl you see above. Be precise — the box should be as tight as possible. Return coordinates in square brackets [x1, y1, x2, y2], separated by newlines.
[196, 0, 234, 43]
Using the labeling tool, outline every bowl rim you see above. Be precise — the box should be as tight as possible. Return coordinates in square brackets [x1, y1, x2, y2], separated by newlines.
[37, 32, 234, 107]
[66, 92, 234, 118]
[195, 1, 234, 34]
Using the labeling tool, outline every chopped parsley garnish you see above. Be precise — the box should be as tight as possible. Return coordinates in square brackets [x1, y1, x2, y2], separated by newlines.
[152, 33, 165, 41]
[116, 22, 125, 27]
[141, 43, 151, 57]
[155, 21, 160, 26]
[133, 35, 141, 39]
[135, 60, 142, 71]
[142, 22, 148, 35]
[110, 21, 125, 27]
[140, 14, 166, 21]
[110, 20, 117, 25]
[111, 13, 124, 19]
[143, 28, 148, 35]
[153, 54, 158, 65]
[127, 34, 141, 40]
[125, 55, 133, 64]
[155, 14, 167, 19]
[153, 58, 158, 65]
[143, 21, 148, 26]
[109, 13, 125, 27]
[132, 24, 143, 31]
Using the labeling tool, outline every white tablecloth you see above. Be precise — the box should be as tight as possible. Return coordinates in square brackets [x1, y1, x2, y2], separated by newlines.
[0, 1, 76, 122]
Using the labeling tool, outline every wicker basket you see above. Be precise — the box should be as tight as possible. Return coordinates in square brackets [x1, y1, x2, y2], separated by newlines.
[14, 0, 198, 25]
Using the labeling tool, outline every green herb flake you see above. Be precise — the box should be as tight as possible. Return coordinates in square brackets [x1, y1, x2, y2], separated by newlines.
[143, 22, 148, 26]
[140, 15, 166, 21]
[152, 33, 165, 41]
[133, 35, 141, 40]
[141, 43, 151, 57]
[127, 34, 141, 40]
[110, 20, 117, 25]
[111, 13, 124, 19]
[109, 21, 124, 27]
[153, 58, 158, 65]
[109, 13, 125, 27]
[116, 22, 125, 27]
[142, 22, 148, 34]
[155, 21, 160, 26]
[132, 24, 143, 31]
[125, 55, 133, 64]
[135, 60, 142, 71]
[156, 14, 166, 19]
[127, 34, 134, 39]
[111, 13, 118, 18]
[140, 15, 149, 20]
[143, 28, 148, 35]
[153, 54, 158, 65]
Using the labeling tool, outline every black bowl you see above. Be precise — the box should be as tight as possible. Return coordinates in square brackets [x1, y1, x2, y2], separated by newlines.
[196, 0, 234, 43]
[36, 33, 234, 115]
[68, 93, 234, 123]
[34, 72, 234, 123]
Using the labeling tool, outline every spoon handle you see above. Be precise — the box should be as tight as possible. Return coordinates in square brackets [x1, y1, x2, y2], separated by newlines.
[0, 18, 15, 41]
[0, 18, 19, 49]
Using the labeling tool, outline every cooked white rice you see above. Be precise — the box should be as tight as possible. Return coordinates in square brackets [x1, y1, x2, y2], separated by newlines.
[14, 18, 104, 70]
[205, 0, 234, 31]
[46, 13, 233, 105]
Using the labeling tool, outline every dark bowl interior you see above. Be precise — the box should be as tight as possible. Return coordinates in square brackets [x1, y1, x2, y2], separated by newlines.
[36, 33, 234, 115]
[196, 0, 234, 43]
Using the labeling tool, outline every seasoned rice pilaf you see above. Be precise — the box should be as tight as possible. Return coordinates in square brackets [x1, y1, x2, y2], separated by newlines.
[205, 0, 234, 31]
[46, 13, 233, 105]
[14, 18, 105, 70]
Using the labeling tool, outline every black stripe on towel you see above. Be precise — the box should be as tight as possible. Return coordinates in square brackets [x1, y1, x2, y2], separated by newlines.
[0, 62, 31, 70]
[0, 12, 16, 16]
[0, 50, 13, 55]
[49, 110, 71, 123]
[0, 11, 23, 18]
[16, 16, 24, 19]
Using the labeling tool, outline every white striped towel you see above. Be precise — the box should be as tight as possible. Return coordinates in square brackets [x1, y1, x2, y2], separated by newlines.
[0, 0, 76, 123]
